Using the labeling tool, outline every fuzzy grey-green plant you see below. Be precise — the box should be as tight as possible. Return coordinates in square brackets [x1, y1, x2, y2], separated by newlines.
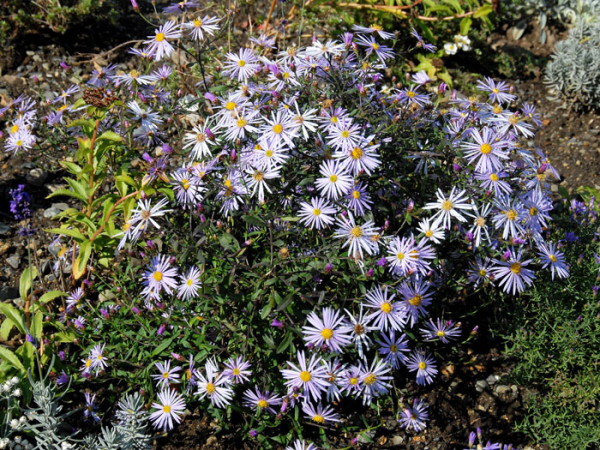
[545, 17, 600, 110]
[81, 392, 152, 450]
[508, 0, 600, 42]
[22, 371, 79, 450]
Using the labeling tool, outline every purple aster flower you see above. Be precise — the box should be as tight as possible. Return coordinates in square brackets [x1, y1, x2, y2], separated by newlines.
[491, 248, 535, 295]
[405, 349, 438, 385]
[398, 398, 429, 432]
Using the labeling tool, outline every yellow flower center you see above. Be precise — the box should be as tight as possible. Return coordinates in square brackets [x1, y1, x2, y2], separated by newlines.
[224, 179, 232, 188]
[185, 369, 192, 379]
[163, 405, 171, 413]
[371, 43, 380, 50]
[225, 101, 236, 110]
[406, 91, 415, 98]
[85, 359, 92, 368]
[350, 377, 358, 385]
[363, 374, 376, 385]
[476, 217, 486, 227]
[237, 118, 247, 128]
[233, 368, 240, 376]
[329, 174, 338, 183]
[390, 344, 398, 353]
[238, 60, 246, 67]
[321, 328, 333, 340]
[253, 171, 264, 181]
[196, 133, 205, 142]
[350, 190, 360, 200]
[493, 105, 503, 114]
[510, 262, 521, 274]
[550, 255, 557, 263]
[506, 209, 518, 221]
[350, 226, 363, 238]
[508, 115, 519, 125]
[153, 271, 163, 282]
[351, 147, 363, 159]
[16, 140, 23, 146]
[529, 207, 538, 216]
[312, 208, 321, 216]
[156, 32, 165, 42]
[418, 361, 426, 370]
[341, 130, 350, 139]
[258, 399, 268, 409]
[163, 372, 170, 378]
[490, 173, 499, 182]
[206, 383, 216, 394]
[194, 18, 203, 27]
[331, 116, 338, 124]
[442, 200, 453, 211]
[182, 179, 190, 190]
[265, 149, 273, 157]
[492, 88, 500, 94]
[381, 302, 392, 313]
[273, 124, 283, 134]
[397, 252, 405, 260]
[312, 414, 325, 424]
[10, 124, 18, 133]
[300, 371, 312, 382]
[354, 324, 364, 335]
[437, 330, 445, 337]
[480, 143, 492, 154]
[479, 269, 487, 276]
[409, 295, 422, 306]
[425, 230, 433, 237]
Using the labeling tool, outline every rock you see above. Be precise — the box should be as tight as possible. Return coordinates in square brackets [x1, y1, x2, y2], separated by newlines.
[0, 223, 11, 236]
[26, 168, 48, 186]
[494, 384, 519, 403]
[41, 260, 52, 275]
[6, 254, 21, 270]
[12, 298, 25, 308]
[475, 379, 489, 392]
[48, 241, 63, 257]
[99, 290, 116, 302]
[391, 435, 405, 446]
[358, 429, 376, 444]
[44, 203, 69, 218]
[0, 242, 10, 255]
[476, 391, 497, 414]
[0, 286, 19, 301]
[486, 374, 500, 385]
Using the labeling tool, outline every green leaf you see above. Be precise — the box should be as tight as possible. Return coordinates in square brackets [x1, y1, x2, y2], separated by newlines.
[0, 318, 15, 341]
[0, 347, 25, 372]
[32, 311, 43, 342]
[19, 266, 38, 302]
[280, 216, 300, 222]
[73, 240, 92, 280]
[39, 290, 66, 305]
[16, 342, 35, 373]
[62, 161, 82, 175]
[45, 227, 86, 241]
[460, 17, 472, 36]
[0, 304, 25, 335]
[242, 215, 265, 227]
[47, 187, 88, 204]
[54, 331, 77, 343]
[96, 130, 123, 143]
[276, 331, 292, 354]
[151, 337, 176, 357]
[473, 4, 493, 18]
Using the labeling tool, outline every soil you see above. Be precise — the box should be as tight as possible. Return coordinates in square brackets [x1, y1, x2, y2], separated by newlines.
[0, 7, 597, 450]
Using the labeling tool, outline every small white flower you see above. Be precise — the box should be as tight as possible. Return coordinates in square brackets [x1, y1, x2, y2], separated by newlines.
[10, 376, 19, 385]
[443, 42, 458, 55]
[12, 388, 22, 397]
[10, 418, 19, 429]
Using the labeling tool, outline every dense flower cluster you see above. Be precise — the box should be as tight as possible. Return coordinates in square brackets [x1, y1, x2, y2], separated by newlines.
[0, 3, 570, 446]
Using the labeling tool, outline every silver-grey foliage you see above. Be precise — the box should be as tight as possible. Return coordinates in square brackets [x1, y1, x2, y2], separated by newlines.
[545, 17, 600, 109]
[509, 0, 600, 42]
[82, 392, 152, 450]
